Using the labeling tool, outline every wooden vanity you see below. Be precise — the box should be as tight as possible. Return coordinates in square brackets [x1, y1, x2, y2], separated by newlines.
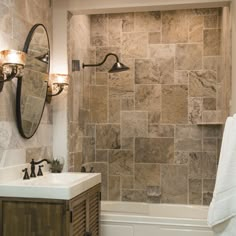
[0, 184, 101, 236]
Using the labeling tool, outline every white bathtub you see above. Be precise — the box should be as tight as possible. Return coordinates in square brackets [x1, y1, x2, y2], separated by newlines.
[100, 201, 214, 236]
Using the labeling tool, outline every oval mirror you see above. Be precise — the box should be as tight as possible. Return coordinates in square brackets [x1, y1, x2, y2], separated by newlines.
[16, 24, 50, 138]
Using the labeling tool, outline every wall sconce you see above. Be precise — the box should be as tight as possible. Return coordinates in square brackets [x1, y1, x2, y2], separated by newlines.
[46, 73, 69, 103]
[0, 50, 26, 92]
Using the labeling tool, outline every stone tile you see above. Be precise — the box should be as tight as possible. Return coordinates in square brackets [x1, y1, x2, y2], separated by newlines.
[135, 85, 161, 111]
[122, 190, 147, 202]
[189, 152, 202, 179]
[204, 15, 218, 28]
[109, 150, 133, 175]
[85, 124, 95, 137]
[91, 35, 108, 46]
[192, 8, 220, 16]
[96, 124, 121, 149]
[161, 85, 188, 124]
[135, 164, 160, 189]
[202, 125, 222, 138]
[0, 2, 12, 35]
[161, 165, 188, 204]
[188, 97, 203, 124]
[121, 98, 134, 111]
[135, 58, 174, 84]
[134, 11, 161, 32]
[148, 124, 174, 138]
[203, 138, 217, 151]
[109, 175, 120, 201]
[204, 29, 221, 56]
[175, 44, 202, 70]
[147, 186, 161, 197]
[108, 16, 122, 47]
[189, 15, 204, 42]
[149, 32, 161, 44]
[121, 175, 134, 189]
[122, 32, 148, 58]
[175, 139, 202, 152]
[91, 14, 107, 36]
[148, 111, 161, 123]
[90, 86, 107, 123]
[109, 13, 134, 32]
[96, 72, 108, 85]
[78, 109, 90, 135]
[109, 99, 120, 123]
[203, 98, 216, 110]
[135, 59, 160, 84]
[203, 56, 221, 72]
[174, 152, 189, 165]
[189, 179, 202, 205]
[74, 152, 83, 172]
[203, 179, 216, 192]
[202, 110, 223, 123]
[82, 137, 95, 163]
[174, 71, 189, 84]
[121, 137, 134, 150]
[189, 71, 216, 97]
[202, 152, 217, 178]
[203, 192, 213, 205]
[121, 111, 148, 137]
[96, 150, 108, 162]
[26, 147, 45, 163]
[121, 13, 134, 32]
[84, 162, 108, 200]
[162, 10, 188, 43]
[135, 138, 174, 163]
[150, 44, 175, 59]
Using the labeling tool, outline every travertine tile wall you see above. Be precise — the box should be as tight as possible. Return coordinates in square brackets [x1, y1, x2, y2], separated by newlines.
[68, 14, 92, 172]
[0, 0, 53, 168]
[69, 8, 231, 205]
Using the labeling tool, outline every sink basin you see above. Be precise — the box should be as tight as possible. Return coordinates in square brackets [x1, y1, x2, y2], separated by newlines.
[0, 172, 101, 200]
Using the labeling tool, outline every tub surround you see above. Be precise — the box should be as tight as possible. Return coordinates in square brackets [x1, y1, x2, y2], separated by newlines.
[68, 8, 231, 205]
[101, 201, 213, 236]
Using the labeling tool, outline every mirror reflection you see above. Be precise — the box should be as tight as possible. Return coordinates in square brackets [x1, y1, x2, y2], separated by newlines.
[16, 24, 50, 138]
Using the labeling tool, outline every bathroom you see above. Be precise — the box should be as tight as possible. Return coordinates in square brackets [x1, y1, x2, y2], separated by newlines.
[0, 0, 235, 235]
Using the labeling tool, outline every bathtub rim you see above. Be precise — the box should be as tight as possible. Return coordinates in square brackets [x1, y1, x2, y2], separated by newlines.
[100, 201, 211, 229]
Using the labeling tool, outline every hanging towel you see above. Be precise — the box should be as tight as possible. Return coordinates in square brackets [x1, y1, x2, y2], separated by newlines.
[208, 116, 236, 233]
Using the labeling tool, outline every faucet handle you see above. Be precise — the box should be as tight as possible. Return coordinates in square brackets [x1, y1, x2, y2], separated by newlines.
[37, 165, 44, 176]
[22, 168, 30, 180]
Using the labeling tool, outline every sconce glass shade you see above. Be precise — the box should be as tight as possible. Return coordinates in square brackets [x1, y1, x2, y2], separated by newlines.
[50, 73, 69, 86]
[0, 50, 26, 66]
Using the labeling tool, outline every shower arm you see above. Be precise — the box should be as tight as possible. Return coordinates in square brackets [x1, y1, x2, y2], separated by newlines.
[82, 53, 119, 68]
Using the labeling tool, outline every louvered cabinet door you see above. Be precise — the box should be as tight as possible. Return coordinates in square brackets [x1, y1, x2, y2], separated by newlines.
[70, 197, 87, 236]
[69, 184, 101, 236]
[88, 190, 100, 236]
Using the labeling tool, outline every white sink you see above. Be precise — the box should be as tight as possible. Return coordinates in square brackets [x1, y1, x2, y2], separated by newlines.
[0, 172, 101, 200]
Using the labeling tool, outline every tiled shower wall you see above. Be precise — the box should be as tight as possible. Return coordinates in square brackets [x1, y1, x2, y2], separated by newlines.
[0, 0, 53, 168]
[68, 8, 231, 205]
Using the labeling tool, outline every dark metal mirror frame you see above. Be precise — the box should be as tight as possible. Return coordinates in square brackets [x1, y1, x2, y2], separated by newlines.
[16, 23, 50, 139]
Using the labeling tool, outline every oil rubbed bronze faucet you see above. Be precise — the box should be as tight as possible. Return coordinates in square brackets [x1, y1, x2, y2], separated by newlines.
[30, 159, 51, 177]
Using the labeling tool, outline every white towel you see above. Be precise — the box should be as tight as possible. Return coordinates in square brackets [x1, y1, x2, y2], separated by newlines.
[208, 116, 236, 229]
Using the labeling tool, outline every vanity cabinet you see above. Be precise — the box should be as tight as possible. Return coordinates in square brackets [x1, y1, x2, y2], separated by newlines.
[0, 184, 101, 236]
